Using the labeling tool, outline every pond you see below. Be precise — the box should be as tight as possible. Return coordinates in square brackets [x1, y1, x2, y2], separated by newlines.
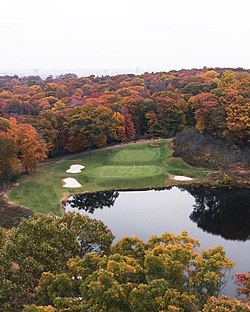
[65, 186, 250, 297]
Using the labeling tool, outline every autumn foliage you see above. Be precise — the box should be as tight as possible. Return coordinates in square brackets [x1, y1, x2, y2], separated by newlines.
[0, 117, 47, 181]
[1, 214, 248, 311]
[0, 67, 250, 182]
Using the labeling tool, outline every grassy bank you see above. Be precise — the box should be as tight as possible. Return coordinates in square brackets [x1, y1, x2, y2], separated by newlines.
[8, 140, 209, 215]
[0, 194, 33, 228]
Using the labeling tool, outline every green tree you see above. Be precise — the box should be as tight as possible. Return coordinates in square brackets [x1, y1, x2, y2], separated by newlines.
[0, 132, 19, 183]
[0, 118, 19, 183]
[26, 230, 236, 312]
[64, 105, 117, 153]
[0, 213, 113, 311]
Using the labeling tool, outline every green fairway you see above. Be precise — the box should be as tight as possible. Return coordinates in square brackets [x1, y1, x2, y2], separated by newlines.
[8, 140, 209, 215]
[89, 165, 164, 178]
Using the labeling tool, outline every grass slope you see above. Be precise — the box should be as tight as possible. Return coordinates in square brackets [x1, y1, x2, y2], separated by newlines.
[8, 140, 209, 215]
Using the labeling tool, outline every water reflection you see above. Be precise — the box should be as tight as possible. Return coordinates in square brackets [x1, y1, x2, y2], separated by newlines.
[65, 187, 250, 297]
[184, 187, 250, 241]
[67, 191, 119, 214]
[66, 187, 250, 241]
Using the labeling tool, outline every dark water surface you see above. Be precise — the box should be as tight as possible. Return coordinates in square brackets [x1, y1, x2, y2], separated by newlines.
[65, 187, 250, 297]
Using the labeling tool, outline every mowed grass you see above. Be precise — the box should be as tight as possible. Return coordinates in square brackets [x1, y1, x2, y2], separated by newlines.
[165, 157, 209, 179]
[8, 140, 209, 215]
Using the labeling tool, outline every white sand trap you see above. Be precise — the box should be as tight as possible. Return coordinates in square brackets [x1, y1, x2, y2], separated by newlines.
[63, 178, 82, 188]
[66, 164, 85, 173]
[173, 175, 194, 181]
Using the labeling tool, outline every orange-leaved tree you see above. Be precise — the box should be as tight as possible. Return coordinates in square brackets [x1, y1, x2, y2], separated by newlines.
[10, 119, 48, 174]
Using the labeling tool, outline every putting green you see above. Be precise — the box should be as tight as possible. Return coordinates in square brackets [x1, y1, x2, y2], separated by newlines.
[88, 165, 164, 178]
[7, 140, 209, 215]
[109, 148, 160, 165]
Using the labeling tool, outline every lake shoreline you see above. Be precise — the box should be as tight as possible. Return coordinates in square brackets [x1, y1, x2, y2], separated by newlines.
[64, 187, 250, 298]
[61, 183, 250, 208]
[4, 139, 250, 216]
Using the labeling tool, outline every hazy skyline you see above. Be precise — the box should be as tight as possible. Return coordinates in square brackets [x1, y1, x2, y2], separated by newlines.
[1, 0, 250, 72]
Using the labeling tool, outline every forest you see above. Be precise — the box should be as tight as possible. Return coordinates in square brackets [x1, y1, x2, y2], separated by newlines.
[0, 67, 250, 184]
[0, 213, 249, 312]
[0, 68, 250, 311]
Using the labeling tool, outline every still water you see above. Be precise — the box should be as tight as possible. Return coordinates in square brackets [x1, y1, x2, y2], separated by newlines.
[65, 186, 250, 297]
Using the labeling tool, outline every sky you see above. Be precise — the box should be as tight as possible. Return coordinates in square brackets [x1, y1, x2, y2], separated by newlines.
[1, 0, 250, 73]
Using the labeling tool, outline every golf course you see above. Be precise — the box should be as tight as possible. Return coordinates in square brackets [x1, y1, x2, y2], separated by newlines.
[7, 140, 209, 215]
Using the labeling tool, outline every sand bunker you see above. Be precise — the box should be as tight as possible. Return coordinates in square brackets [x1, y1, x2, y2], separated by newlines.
[66, 164, 85, 173]
[173, 175, 194, 181]
[63, 178, 82, 188]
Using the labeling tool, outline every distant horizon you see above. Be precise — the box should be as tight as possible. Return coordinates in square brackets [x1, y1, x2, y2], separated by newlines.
[1, 65, 250, 79]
